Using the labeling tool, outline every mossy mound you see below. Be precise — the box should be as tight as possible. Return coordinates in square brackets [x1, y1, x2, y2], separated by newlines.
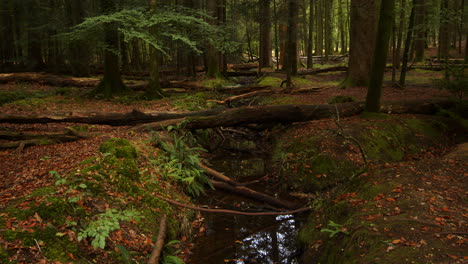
[272, 115, 454, 192]
[99, 138, 137, 159]
[0, 138, 195, 263]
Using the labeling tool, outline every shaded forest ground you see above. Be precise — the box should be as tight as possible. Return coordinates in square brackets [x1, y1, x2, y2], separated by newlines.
[0, 66, 466, 263]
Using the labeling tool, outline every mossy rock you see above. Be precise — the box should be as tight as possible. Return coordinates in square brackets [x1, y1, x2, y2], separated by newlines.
[99, 138, 137, 159]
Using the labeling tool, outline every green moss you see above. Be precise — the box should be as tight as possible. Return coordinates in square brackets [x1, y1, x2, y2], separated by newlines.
[99, 138, 137, 159]
[201, 78, 232, 88]
[273, 136, 358, 192]
[258, 76, 282, 87]
[29, 186, 57, 197]
[328, 95, 356, 104]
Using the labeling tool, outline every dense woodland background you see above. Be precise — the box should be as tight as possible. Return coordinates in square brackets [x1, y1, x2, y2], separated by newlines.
[0, 0, 466, 92]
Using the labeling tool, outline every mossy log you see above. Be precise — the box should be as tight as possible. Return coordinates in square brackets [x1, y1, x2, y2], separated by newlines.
[0, 129, 89, 149]
[298, 66, 349, 76]
[0, 108, 227, 126]
[140, 99, 455, 131]
[0, 99, 455, 129]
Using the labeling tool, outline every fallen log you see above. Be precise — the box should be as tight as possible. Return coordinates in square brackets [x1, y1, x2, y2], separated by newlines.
[212, 90, 274, 105]
[0, 72, 97, 87]
[217, 85, 272, 95]
[290, 86, 332, 94]
[1, 100, 455, 129]
[200, 164, 243, 187]
[211, 180, 297, 209]
[0, 108, 227, 126]
[0, 128, 89, 149]
[230, 63, 258, 71]
[139, 99, 455, 131]
[298, 66, 348, 76]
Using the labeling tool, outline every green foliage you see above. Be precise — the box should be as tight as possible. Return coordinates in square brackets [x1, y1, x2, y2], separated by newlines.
[99, 138, 138, 159]
[62, 6, 224, 58]
[320, 220, 349, 238]
[152, 131, 212, 197]
[433, 68, 467, 101]
[78, 209, 142, 249]
[328, 95, 356, 104]
[0, 89, 50, 106]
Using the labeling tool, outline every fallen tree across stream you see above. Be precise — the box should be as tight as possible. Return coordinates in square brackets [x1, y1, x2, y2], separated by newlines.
[0, 99, 455, 130]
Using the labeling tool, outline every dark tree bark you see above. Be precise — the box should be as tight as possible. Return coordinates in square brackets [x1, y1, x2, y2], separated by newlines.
[66, 0, 90, 77]
[26, 0, 45, 71]
[399, 0, 415, 87]
[285, 0, 299, 87]
[205, 0, 221, 78]
[145, 0, 164, 99]
[306, 0, 314, 68]
[340, 0, 379, 88]
[365, 0, 395, 112]
[413, 0, 425, 62]
[395, 0, 406, 70]
[324, 0, 333, 61]
[95, 0, 126, 98]
[259, 0, 272, 68]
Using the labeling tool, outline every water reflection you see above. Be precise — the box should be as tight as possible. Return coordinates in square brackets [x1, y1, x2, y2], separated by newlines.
[190, 213, 301, 264]
[233, 215, 298, 264]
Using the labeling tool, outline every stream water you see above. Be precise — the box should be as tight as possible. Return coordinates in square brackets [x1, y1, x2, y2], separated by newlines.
[188, 147, 305, 264]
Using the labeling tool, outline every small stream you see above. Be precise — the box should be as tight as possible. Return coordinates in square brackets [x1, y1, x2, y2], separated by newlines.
[188, 134, 306, 264]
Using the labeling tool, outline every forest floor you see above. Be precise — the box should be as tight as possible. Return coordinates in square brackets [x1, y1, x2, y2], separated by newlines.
[0, 66, 466, 263]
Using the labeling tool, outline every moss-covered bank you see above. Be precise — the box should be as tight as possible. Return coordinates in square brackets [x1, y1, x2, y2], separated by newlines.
[271, 114, 466, 263]
[0, 138, 196, 263]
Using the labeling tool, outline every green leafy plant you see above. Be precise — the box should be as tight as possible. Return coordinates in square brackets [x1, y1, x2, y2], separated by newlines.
[320, 220, 349, 238]
[434, 67, 467, 101]
[152, 131, 212, 197]
[78, 209, 143, 249]
[161, 240, 184, 264]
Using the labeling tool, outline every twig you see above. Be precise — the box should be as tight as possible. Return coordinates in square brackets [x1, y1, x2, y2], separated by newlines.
[334, 105, 369, 166]
[34, 239, 48, 263]
[156, 195, 311, 216]
[147, 214, 167, 264]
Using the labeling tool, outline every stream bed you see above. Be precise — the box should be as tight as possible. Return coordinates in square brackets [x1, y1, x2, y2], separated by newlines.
[188, 144, 306, 264]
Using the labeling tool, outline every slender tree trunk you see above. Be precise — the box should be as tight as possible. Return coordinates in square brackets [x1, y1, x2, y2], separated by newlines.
[206, 0, 221, 78]
[338, 0, 346, 54]
[286, 0, 299, 87]
[274, 0, 280, 69]
[399, 0, 415, 87]
[260, 0, 272, 68]
[316, 0, 323, 57]
[306, 0, 314, 68]
[365, 0, 395, 112]
[340, 0, 379, 88]
[145, 0, 163, 99]
[26, 0, 45, 71]
[324, 0, 333, 61]
[395, 0, 406, 70]
[392, 16, 397, 83]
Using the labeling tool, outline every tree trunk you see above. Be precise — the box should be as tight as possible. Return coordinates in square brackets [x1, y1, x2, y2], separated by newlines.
[67, 0, 90, 77]
[286, 0, 299, 84]
[205, 0, 221, 78]
[95, 0, 126, 98]
[365, 0, 395, 112]
[340, 0, 379, 88]
[145, 0, 164, 99]
[260, 0, 272, 68]
[399, 1, 415, 87]
[413, 0, 425, 62]
[306, 0, 314, 68]
[1, 100, 455, 129]
[395, 0, 406, 70]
